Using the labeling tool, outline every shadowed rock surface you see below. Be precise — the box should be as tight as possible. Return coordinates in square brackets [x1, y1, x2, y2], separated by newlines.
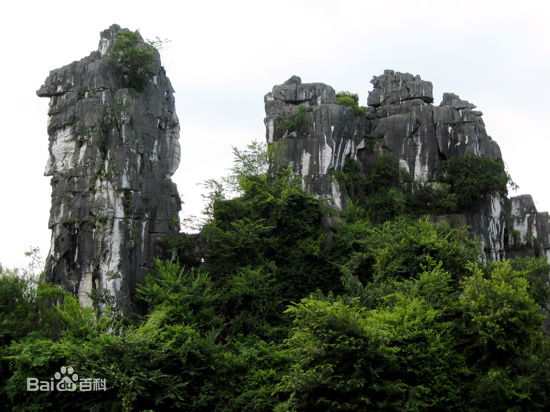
[38, 25, 181, 309]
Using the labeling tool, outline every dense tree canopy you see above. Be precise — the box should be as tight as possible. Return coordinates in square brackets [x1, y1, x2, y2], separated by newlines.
[1, 142, 549, 411]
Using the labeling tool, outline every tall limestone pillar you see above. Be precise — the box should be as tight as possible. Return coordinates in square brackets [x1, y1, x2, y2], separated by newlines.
[37, 25, 181, 309]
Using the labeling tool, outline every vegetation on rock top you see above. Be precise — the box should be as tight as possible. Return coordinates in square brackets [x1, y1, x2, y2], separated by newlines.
[110, 30, 156, 91]
[335, 91, 366, 115]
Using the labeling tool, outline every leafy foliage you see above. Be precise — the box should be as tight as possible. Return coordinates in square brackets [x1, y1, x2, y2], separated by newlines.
[110, 30, 156, 91]
[200, 141, 339, 308]
[101, 98, 128, 139]
[1, 141, 549, 410]
[334, 153, 512, 220]
[276, 104, 308, 136]
[335, 91, 365, 115]
[460, 262, 543, 365]
[332, 156, 368, 202]
[335, 217, 481, 291]
[436, 153, 510, 211]
[333, 155, 412, 222]
[277, 277, 465, 411]
[136, 259, 223, 332]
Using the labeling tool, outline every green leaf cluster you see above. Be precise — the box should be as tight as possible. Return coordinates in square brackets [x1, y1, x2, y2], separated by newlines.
[335, 91, 365, 115]
[436, 153, 510, 211]
[277, 258, 550, 411]
[276, 105, 308, 136]
[334, 153, 512, 221]
[1, 141, 549, 410]
[110, 30, 156, 91]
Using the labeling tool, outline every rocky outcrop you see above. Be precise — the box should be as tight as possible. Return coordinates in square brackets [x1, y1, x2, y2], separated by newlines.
[367, 70, 433, 107]
[368, 70, 501, 183]
[263, 71, 550, 267]
[505, 195, 550, 260]
[38, 25, 181, 310]
[264, 76, 368, 208]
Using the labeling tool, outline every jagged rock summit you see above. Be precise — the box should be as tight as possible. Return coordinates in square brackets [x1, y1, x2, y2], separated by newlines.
[38, 24, 181, 309]
[264, 71, 550, 269]
[264, 75, 368, 209]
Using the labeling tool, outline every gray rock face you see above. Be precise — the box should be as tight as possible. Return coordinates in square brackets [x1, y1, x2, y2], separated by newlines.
[368, 71, 501, 184]
[38, 25, 181, 309]
[264, 71, 499, 207]
[264, 70, 550, 266]
[504, 195, 550, 259]
[264, 76, 368, 208]
[367, 69, 433, 107]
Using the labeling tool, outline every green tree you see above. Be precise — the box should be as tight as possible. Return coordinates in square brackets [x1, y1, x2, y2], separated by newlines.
[436, 154, 510, 211]
[457, 261, 548, 410]
[334, 217, 480, 293]
[335, 91, 365, 115]
[277, 267, 466, 411]
[459, 261, 543, 367]
[202, 141, 338, 302]
[136, 259, 223, 333]
[110, 30, 156, 90]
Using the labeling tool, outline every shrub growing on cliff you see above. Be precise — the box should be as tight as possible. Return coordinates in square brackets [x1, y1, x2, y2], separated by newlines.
[331, 156, 367, 202]
[335, 91, 365, 115]
[333, 216, 481, 290]
[101, 98, 128, 137]
[110, 30, 156, 91]
[436, 153, 510, 211]
[276, 105, 308, 136]
[333, 155, 410, 222]
[335, 153, 512, 219]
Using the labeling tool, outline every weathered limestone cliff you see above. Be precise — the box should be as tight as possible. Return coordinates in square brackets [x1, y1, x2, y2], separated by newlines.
[264, 76, 368, 209]
[38, 25, 181, 309]
[264, 71, 550, 267]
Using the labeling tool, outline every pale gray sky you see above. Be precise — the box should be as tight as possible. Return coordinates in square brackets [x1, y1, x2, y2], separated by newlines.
[1, 0, 549, 268]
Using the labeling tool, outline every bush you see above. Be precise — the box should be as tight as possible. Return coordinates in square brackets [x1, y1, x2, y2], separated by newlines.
[436, 154, 509, 211]
[335, 153, 512, 220]
[277, 283, 464, 411]
[333, 155, 410, 222]
[460, 261, 543, 365]
[407, 183, 459, 215]
[0, 270, 33, 346]
[332, 156, 367, 202]
[335, 91, 365, 115]
[110, 30, 156, 91]
[136, 260, 222, 332]
[276, 105, 308, 136]
[334, 216, 481, 291]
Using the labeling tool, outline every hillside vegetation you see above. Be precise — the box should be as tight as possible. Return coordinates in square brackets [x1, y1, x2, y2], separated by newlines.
[1, 142, 549, 411]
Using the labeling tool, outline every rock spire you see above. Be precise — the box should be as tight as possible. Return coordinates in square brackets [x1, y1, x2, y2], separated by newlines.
[38, 24, 181, 309]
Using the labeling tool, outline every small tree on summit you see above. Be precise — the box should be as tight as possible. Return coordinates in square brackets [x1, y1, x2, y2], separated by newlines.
[110, 30, 156, 91]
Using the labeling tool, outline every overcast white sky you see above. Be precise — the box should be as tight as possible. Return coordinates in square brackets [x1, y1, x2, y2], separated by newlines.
[1, 0, 549, 268]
